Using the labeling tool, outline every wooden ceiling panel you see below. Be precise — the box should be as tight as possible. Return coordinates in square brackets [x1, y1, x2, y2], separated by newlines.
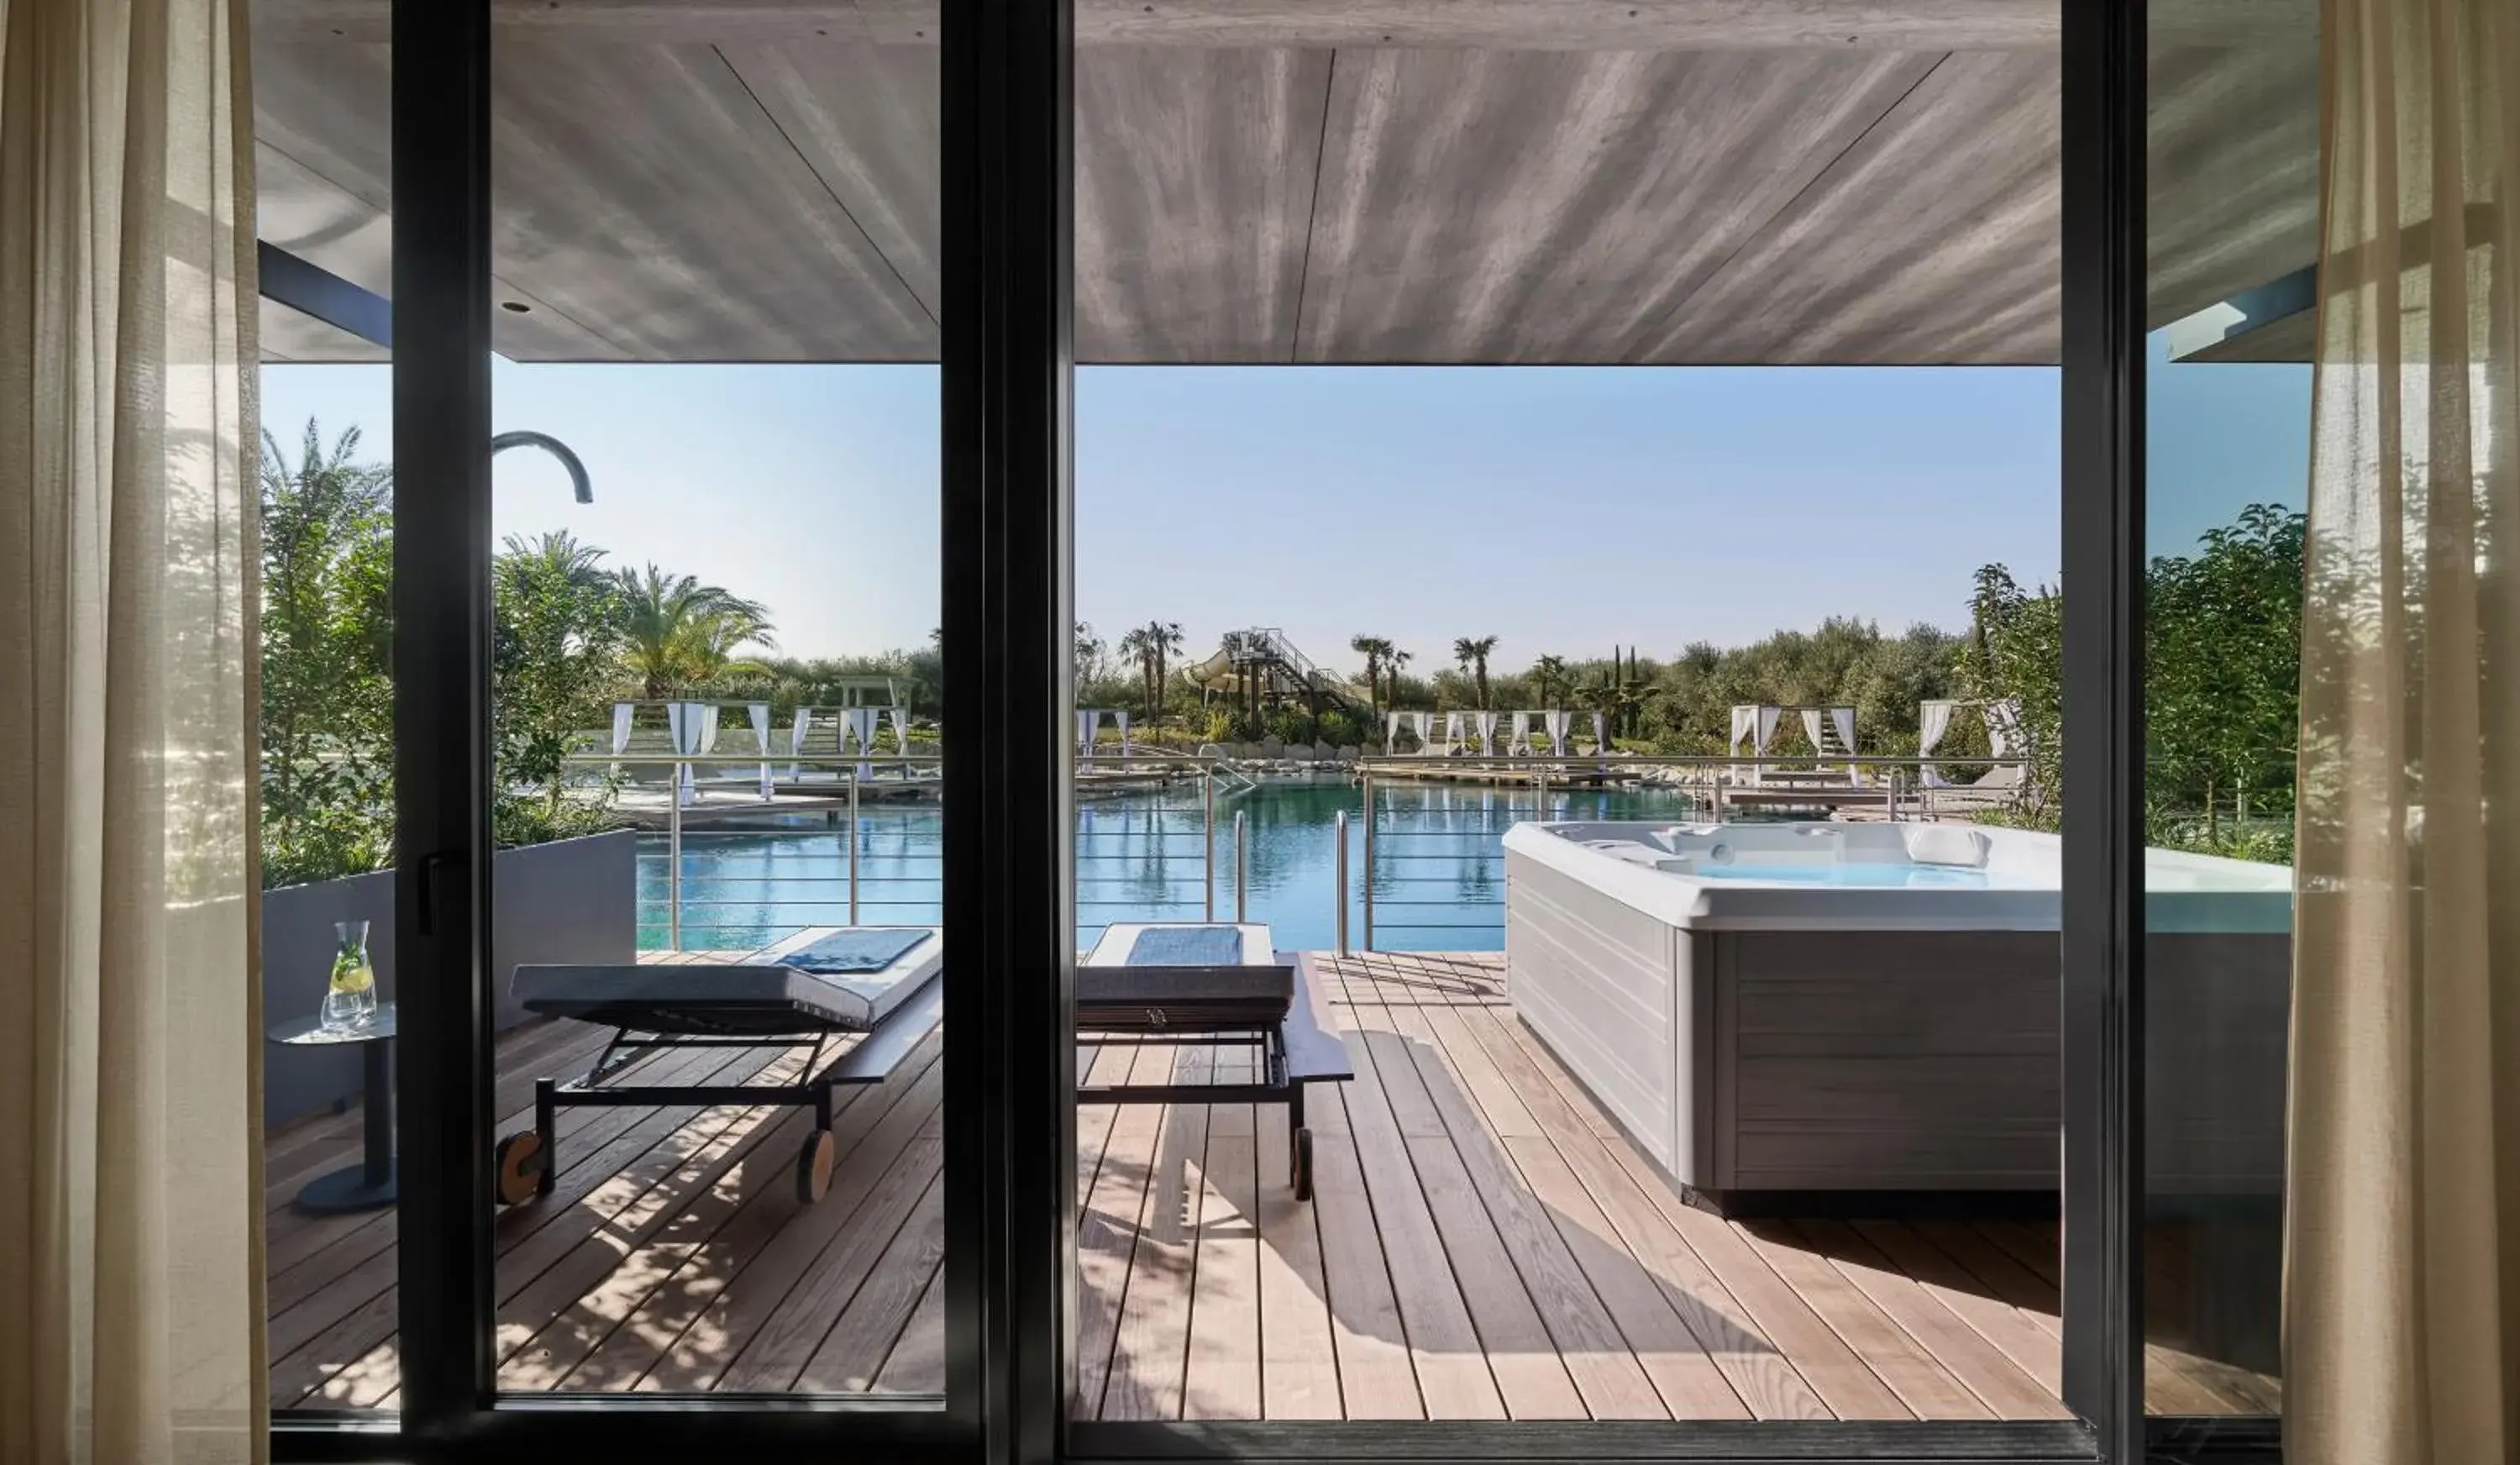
[1075, 48, 1332, 362]
[718, 42, 942, 319]
[1631, 50, 2061, 364]
[1294, 48, 1947, 363]
[2145, 40, 2320, 331]
[254, 24, 2322, 366]
[484, 43, 937, 360]
[257, 0, 2313, 50]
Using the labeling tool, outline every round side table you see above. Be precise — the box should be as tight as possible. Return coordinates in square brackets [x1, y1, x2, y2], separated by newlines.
[268, 1003, 398, 1213]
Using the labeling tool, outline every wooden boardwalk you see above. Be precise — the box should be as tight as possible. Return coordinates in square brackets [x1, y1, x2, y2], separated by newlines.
[264, 951, 2276, 1418]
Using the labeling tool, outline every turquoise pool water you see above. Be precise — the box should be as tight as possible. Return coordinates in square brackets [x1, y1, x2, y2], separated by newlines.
[1690, 860, 1988, 888]
[639, 779, 1701, 953]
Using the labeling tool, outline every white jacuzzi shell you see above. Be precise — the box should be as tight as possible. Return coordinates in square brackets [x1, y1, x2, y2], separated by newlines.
[1501, 820, 2293, 1205]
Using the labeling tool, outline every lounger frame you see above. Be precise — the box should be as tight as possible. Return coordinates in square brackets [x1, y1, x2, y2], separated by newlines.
[516, 974, 943, 1200]
[1074, 953, 1352, 1198]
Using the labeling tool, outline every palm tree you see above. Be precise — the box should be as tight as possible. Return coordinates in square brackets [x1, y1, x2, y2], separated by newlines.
[1530, 654, 1571, 706]
[613, 564, 778, 699]
[1579, 653, 1654, 742]
[1349, 635, 1394, 717]
[1116, 627, 1151, 718]
[1386, 645, 1414, 711]
[1117, 620, 1184, 724]
[1452, 635, 1499, 709]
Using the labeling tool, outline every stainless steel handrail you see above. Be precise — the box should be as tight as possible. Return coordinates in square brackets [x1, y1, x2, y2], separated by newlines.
[1334, 808, 1350, 956]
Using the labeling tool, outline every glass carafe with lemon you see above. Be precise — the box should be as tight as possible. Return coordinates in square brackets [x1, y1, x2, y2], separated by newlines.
[322, 919, 379, 1031]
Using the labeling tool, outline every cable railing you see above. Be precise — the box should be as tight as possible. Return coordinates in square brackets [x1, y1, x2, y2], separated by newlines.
[574, 747, 2029, 956]
[579, 749, 1259, 953]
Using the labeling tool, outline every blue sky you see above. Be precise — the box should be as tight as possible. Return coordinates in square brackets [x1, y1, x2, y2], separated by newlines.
[259, 342, 2307, 671]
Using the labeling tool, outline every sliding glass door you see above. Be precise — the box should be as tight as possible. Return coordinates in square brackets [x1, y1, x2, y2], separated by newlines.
[262, 0, 2189, 1457]
[2139, 0, 2318, 1450]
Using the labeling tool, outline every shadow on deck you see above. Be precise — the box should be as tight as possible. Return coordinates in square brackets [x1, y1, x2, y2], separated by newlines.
[263, 952, 2277, 1420]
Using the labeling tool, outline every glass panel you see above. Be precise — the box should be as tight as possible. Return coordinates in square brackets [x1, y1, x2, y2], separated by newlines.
[1069, 23, 2080, 1434]
[483, 17, 945, 1399]
[254, 12, 401, 1415]
[2141, 0, 2318, 1423]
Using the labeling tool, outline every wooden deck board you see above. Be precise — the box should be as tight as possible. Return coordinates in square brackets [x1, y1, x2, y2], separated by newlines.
[264, 949, 2273, 1421]
[1099, 1044, 1216, 1420]
[1252, 1097, 1343, 1419]
[1184, 1048, 1262, 1420]
[1075, 1042, 1172, 1415]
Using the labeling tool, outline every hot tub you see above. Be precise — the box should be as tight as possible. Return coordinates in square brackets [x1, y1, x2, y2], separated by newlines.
[1501, 820, 2291, 1210]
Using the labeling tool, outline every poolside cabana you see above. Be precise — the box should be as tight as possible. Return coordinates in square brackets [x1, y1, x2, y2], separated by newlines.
[1075, 707, 1131, 761]
[792, 704, 917, 780]
[1728, 703, 1861, 783]
[611, 698, 782, 803]
[1918, 697, 2028, 790]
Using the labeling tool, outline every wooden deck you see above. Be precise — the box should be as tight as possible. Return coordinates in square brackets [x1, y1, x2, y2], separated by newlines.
[265, 951, 2278, 1418]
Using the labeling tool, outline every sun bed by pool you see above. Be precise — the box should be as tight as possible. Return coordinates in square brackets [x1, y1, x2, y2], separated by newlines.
[503, 926, 942, 1208]
[1078, 923, 1352, 1200]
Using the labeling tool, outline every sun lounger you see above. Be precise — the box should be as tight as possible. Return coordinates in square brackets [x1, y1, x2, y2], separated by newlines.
[502, 927, 942, 1207]
[1078, 923, 1352, 1200]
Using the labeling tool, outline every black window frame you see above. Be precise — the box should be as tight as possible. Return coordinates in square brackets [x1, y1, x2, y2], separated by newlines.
[256, 0, 2175, 1459]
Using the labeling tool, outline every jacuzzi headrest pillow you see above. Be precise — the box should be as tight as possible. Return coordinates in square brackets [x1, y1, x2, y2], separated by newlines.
[1903, 824, 1992, 868]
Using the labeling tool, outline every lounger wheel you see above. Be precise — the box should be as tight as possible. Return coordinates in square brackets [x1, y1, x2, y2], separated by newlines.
[494, 1129, 547, 1207]
[796, 1127, 837, 1205]
[1290, 1126, 1315, 1202]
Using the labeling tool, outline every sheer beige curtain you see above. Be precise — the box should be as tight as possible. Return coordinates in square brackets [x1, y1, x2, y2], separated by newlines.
[2289, 0, 2520, 1455]
[0, 0, 265, 1461]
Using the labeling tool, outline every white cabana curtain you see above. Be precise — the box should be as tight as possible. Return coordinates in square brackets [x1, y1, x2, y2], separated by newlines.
[1829, 709, 1863, 783]
[1798, 707, 1825, 754]
[846, 707, 877, 780]
[748, 703, 773, 799]
[1508, 711, 1532, 755]
[1385, 711, 1404, 751]
[667, 701, 702, 803]
[1756, 706, 1781, 754]
[790, 706, 814, 778]
[1918, 699, 1956, 754]
[1112, 710, 1130, 751]
[1076, 708, 1095, 757]
[1410, 711, 1432, 750]
[0, 0, 266, 1455]
[1476, 711, 1499, 753]
[611, 700, 635, 776]
[2286, 0, 2520, 1457]
[1729, 705, 1758, 753]
[1983, 699, 2021, 759]
[1918, 700, 1956, 788]
[1441, 712, 1464, 754]
[1544, 709, 1571, 756]
[1591, 711, 1608, 754]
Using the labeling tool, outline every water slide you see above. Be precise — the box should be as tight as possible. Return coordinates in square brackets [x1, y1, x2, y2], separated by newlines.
[1179, 629, 1366, 710]
[1183, 644, 1238, 692]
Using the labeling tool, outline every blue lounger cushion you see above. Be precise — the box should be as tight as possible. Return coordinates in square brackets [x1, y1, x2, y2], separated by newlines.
[1126, 926, 1246, 967]
[512, 929, 941, 1037]
[788, 927, 929, 974]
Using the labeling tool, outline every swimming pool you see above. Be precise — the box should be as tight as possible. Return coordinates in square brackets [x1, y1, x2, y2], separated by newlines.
[639, 778, 1702, 953]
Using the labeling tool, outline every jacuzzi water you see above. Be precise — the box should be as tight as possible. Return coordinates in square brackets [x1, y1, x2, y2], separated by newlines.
[1504, 817, 2292, 932]
[1692, 861, 1989, 888]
